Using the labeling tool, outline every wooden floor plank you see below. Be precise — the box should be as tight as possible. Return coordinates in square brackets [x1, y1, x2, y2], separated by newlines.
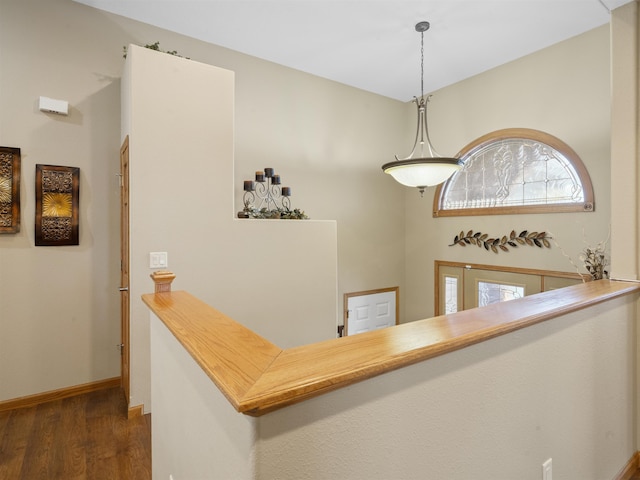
[0, 387, 150, 480]
[52, 394, 87, 479]
[0, 407, 37, 479]
[19, 400, 61, 479]
[127, 415, 152, 479]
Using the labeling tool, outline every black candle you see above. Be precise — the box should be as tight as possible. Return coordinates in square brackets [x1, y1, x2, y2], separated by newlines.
[272, 174, 281, 185]
[282, 187, 291, 197]
[255, 171, 265, 182]
[243, 180, 254, 192]
[264, 167, 274, 178]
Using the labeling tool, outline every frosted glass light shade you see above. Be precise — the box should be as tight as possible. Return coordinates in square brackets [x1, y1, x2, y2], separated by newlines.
[382, 158, 462, 188]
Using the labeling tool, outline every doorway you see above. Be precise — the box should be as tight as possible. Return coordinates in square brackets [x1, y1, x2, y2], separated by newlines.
[434, 260, 585, 316]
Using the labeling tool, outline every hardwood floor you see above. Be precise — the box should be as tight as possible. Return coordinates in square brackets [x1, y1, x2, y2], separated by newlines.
[0, 387, 151, 480]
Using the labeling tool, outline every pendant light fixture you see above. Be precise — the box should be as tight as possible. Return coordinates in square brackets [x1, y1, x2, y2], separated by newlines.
[382, 21, 462, 197]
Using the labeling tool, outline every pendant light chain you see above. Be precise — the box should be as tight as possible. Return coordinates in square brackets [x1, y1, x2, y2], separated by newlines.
[420, 30, 424, 101]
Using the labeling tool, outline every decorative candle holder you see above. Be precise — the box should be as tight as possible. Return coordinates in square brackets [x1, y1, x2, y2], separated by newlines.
[237, 168, 307, 219]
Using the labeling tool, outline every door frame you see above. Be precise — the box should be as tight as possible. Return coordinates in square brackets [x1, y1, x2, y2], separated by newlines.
[119, 136, 131, 405]
[434, 260, 587, 316]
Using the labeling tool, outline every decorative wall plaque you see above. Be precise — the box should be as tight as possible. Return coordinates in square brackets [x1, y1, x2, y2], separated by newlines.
[0, 146, 21, 233]
[35, 164, 79, 246]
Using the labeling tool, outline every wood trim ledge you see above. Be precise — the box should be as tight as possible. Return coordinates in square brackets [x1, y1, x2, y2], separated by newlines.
[0, 377, 120, 413]
[142, 279, 640, 417]
[127, 404, 144, 419]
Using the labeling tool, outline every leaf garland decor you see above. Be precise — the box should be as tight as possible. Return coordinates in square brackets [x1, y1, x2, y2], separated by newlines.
[449, 230, 552, 254]
[242, 205, 309, 220]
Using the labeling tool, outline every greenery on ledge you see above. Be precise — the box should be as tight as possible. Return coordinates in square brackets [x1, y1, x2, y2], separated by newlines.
[123, 42, 188, 59]
[241, 206, 309, 220]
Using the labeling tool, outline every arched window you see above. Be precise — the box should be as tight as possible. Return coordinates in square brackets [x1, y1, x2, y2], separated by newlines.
[433, 128, 594, 217]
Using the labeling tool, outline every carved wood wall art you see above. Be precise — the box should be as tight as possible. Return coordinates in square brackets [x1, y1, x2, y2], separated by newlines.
[0, 146, 21, 233]
[35, 164, 79, 246]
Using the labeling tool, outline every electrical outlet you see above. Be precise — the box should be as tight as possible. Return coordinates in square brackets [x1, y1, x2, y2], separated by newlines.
[542, 458, 552, 480]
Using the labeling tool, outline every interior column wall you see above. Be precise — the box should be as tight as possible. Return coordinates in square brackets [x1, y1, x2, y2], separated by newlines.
[123, 45, 339, 412]
[610, 1, 639, 281]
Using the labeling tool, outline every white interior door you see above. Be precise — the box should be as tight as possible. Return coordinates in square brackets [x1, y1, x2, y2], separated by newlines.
[345, 288, 398, 336]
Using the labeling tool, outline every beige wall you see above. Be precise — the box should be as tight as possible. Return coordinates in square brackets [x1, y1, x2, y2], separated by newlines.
[403, 25, 613, 321]
[0, 0, 406, 402]
[0, 0, 124, 400]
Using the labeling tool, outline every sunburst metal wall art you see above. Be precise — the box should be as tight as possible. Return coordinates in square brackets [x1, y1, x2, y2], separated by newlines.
[35, 164, 79, 246]
[0, 146, 21, 233]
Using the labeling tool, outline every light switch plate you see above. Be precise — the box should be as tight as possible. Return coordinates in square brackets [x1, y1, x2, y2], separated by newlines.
[149, 252, 168, 269]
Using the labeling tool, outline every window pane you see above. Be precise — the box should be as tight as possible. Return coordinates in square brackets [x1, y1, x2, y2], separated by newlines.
[440, 133, 588, 211]
[444, 276, 458, 314]
[477, 281, 524, 307]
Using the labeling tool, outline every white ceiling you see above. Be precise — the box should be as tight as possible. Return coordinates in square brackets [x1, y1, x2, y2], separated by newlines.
[73, 0, 631, 101]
